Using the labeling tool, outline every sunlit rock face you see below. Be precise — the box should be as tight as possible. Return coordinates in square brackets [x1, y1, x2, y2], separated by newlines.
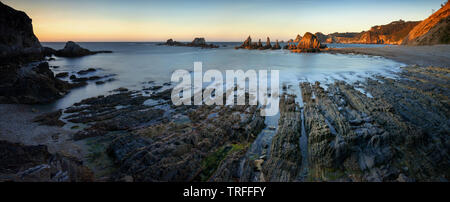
[402, 1, 450, 45]
[322, 20, 420, 45]
[293, 32, 323, 52]
[293, 34, 302, 43]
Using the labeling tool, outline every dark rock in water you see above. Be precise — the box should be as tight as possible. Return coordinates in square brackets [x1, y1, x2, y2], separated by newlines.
[0, 140, 93, 182]
[143, 85, 163, 91]
[32, 109, 65, 127]
[0, 62, 71, 104]
[161, 37, 218, 48]
[257, 39, 263, 48]
[113, 87, 128, 92]
[189, 37, 206, 46]
[55, 72, 68, 78]
[0, 2, 42, 61]
[77, 68, 96, 75]
[160, 38, 185, 46]
[55, 41, 112, 57]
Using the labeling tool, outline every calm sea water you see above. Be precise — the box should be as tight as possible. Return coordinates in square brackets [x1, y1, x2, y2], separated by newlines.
[41, 42, 404, 110]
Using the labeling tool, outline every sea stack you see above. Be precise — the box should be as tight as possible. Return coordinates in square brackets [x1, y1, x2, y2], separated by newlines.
[265, 37, 272, 49]
[235, 35, 253, 49]
[272, 40, 281, 50]
[293, 32, 324, 52]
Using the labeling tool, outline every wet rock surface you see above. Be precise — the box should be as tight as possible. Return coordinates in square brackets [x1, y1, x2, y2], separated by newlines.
[0, 140, 93, 182]
[261, 94, 302, 181]
[106, 103, 265, 181]
[0, 62, 72, 104]
[32, 109, 65, 127]
[294, 66, 449, 181]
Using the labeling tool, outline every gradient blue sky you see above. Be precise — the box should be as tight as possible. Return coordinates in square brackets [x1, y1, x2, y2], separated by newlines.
[3, 0, 446, 42]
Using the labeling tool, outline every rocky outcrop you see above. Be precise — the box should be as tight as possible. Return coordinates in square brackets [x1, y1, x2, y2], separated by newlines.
[297, 65, 449, 181]
[0, 2, 42, 60]
[105, 100, 264, 181]
[161, 38, 185, 46]
[32, 109, 65, 126]
[314, 32, 327, 43]
[291, 32, 325, 52]
[293, 34, 302, 43]
[55, 41, 112, 57]
[272, 40, 281, 50]
[160, 38, 218, 48]
[235, 36, 254, 49]
[0, 3, 101, 104]
[262, 94, 302, 181]
[402, 2, 450, 45]
[236, 36, 281, 50]
[0, 62, 72, 104]
[0, 140, 93, 182]
[264, 37, 272, 49]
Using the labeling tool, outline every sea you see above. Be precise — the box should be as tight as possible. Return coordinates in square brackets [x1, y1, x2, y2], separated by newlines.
[41, 42, 404, 111]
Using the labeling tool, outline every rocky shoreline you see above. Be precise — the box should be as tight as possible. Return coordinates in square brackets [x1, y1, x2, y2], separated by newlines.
[0, 1, 449, 182]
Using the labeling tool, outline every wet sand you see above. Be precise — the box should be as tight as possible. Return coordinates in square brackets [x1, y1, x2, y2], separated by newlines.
[327, 44, 450, 67]
[0, 104, 86, 159]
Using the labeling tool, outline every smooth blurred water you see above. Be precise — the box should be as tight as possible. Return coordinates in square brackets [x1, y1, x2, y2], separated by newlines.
[40, 42, 404, 111]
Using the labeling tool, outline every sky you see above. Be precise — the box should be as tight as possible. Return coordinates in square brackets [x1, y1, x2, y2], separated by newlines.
[2, 0, 447, 42]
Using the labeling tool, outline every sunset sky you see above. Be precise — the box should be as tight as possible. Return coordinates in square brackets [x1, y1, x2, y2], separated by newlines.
[3, 0, 446, 42]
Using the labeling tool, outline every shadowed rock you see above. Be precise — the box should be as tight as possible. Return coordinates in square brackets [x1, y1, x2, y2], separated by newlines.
[55, 41, 112, 57]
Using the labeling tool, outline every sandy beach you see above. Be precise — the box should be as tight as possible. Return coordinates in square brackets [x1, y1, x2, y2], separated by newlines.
[328, 45, 450, 67]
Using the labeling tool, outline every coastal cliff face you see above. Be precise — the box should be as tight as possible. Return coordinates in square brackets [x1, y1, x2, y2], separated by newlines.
[0, 2, 72, 104]
[0, 2, 42, 60]
[324, 20, 420, 45]
[402, 2, 450, 45]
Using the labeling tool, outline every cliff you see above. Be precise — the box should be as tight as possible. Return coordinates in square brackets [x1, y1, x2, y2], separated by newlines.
[324, 20, 420, 44]
[0, 1, 42, 60]
[402, 1, 450, 45]
[0, 2, 74, 104]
